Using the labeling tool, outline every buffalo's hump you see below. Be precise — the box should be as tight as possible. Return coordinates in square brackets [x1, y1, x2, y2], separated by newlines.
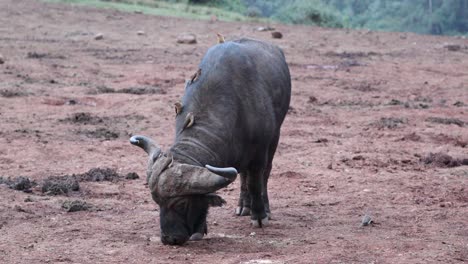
[172, 38, 291, 170]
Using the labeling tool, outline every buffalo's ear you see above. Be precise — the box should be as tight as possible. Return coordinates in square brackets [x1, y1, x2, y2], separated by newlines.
[206, 193, 226, 207]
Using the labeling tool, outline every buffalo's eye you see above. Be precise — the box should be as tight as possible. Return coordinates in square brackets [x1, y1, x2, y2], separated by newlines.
[174, 200, 188, 212]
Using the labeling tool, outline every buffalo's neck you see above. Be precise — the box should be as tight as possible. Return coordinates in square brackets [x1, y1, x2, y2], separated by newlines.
[170, 126, 228, 167]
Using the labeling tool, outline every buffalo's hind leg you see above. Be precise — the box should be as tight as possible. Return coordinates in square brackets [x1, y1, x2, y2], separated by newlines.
[247, 158, 269, 227]
[235, 172, 251, 216]
[262, 133, 280, 220]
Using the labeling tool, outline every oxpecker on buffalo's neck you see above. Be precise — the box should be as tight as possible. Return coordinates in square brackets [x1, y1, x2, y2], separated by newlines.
[179, 112, 194, 134]
[190, 68, 201, 84]
[174, 102, 183, 116]
[217, 33, 225, 44]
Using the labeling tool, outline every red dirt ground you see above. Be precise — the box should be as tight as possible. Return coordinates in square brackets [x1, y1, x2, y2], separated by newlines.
[0, 0, 467, 263]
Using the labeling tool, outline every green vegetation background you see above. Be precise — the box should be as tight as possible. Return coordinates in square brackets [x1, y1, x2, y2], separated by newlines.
[50, 0, 468, 36]
[204, 0, 468, 36]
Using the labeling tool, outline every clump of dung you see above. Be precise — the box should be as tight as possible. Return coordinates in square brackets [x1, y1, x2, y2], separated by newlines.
[42, 175, 80, 195]
[62, 200, 92, 212]
[0, 176, 36, 192]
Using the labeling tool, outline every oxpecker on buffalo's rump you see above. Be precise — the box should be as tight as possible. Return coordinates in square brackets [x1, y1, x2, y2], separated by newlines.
[130, 38, 291, 245]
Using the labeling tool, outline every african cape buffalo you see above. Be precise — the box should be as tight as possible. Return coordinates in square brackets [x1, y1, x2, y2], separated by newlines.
[130, 38, 291, 245]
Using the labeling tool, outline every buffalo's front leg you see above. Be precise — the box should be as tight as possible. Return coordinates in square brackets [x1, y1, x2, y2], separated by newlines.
[236, 173, 251, 216]
[262, 162, 272, 219]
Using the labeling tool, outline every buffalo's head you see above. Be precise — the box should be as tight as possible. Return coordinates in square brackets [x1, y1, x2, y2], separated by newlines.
[130, 135, 237, 245]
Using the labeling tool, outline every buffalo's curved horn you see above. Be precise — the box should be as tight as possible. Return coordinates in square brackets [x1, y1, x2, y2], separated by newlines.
[205, 165, 238, 181]
[130, 135, 161, 159]
[156, 163, 238, 197]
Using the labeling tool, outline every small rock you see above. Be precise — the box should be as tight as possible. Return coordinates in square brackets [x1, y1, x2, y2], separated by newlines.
[134, 10, 143, 14]
[361, 215, 373, 226]
[125, 172, 139, 180]
[271, 31, 282, 39]
[137, 30, 145, 36]
[0, 54, 4, 64]
[177, 33, 197, 44]
[149, 236, 160, 242]
[94, 33, 104, 40]
[256, 26, 275, 32]
[352, 155, 365, 161]
[249, 232, 256, 236]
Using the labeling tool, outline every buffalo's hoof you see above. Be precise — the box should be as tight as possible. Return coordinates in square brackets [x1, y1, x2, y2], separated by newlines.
[251, 216, 269, 228]
[189, 233, 204, 241]
[235, 207, 251, 216]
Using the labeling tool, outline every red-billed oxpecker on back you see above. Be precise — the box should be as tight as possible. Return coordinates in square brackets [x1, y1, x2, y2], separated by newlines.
[130, 37, 291, 245]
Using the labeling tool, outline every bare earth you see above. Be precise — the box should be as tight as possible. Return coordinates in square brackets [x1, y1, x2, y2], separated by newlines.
[0, 0, 467, 263]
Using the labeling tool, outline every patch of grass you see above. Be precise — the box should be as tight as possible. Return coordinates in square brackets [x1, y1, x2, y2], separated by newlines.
[44, 0, 267, 23]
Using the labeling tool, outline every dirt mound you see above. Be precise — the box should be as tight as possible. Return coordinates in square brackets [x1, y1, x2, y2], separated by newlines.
[426, 117, 465, 127]
[40, 168, 139, 195]
[77, 168, 122, 182]
[420, 152, 468, 168]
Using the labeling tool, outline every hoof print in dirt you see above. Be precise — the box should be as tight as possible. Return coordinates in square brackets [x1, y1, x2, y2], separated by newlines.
[79, 128, 119, 140]
[0, 176, 36, 192]
[374, 117, 407, 129]
[26, 52, 65, 60]
[42, 175, 80, 195]
[118, 86, 166, 95]
[0, 89, 27, 98]
[91, 86, 165, 95]
[420, 153, 468, 168]
[62, 200, 92, 212]
[62, 112, 105, 125]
